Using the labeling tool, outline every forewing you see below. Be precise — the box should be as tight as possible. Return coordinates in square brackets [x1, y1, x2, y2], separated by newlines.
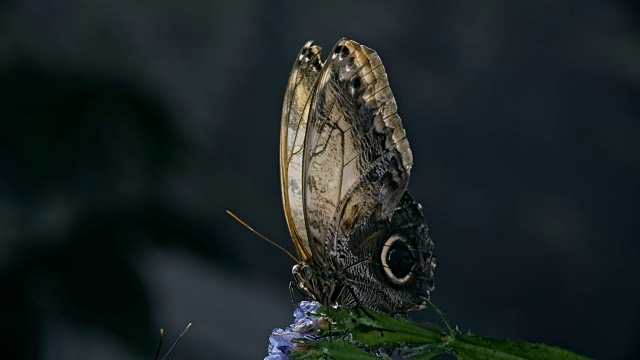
[303, 39, 413, 259]
[280, 41, 324, 261]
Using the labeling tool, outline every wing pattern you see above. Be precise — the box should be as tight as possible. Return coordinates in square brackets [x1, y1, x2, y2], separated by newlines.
[303, 39, 413, 261]
[280, 41, 324, 261]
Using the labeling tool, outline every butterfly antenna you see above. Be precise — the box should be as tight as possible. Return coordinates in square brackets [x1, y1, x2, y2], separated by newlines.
[154, 328, 164, 360]
[157, 323, 192, 360]
[226, 210, 298, 262]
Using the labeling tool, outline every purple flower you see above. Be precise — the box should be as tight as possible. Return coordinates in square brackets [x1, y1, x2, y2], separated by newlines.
[265, 301, 322, 360]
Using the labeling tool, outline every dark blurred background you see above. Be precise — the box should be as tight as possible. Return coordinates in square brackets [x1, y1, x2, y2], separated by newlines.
[1, 1, 638, 359]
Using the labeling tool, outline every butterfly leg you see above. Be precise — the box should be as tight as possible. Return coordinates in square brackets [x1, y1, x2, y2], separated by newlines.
[344, 283, 375, 320]
[288, 281, 299, 309]
[324, 299, 334, 339]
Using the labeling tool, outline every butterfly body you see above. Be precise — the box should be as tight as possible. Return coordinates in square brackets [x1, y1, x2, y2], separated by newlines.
[281, 39, 435, 314]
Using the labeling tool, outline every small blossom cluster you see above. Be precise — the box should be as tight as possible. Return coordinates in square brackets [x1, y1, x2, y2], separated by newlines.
[265, 301, 323, 360]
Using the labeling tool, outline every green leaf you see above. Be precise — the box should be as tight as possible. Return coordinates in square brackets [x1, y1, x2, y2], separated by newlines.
[293, 305, 591, 360]
[292, 339, 383, 360]
[337, 307, 444, 345]
[451, 334, 591, 360]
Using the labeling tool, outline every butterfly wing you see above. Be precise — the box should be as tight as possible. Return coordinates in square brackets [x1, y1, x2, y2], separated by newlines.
[303, 39, 434, 313]
[303, 39, 413, 258]
[280, 41, 325, 261]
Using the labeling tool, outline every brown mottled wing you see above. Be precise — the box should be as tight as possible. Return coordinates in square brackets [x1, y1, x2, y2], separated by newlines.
[280, 41, 324, 261]
[303, 39, 413, 260]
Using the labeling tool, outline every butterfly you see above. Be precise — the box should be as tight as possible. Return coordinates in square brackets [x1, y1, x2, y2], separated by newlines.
[280, 38, 435, 315]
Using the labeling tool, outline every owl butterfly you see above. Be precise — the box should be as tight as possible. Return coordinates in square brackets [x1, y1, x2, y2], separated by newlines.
[280, 38, 435, 314]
